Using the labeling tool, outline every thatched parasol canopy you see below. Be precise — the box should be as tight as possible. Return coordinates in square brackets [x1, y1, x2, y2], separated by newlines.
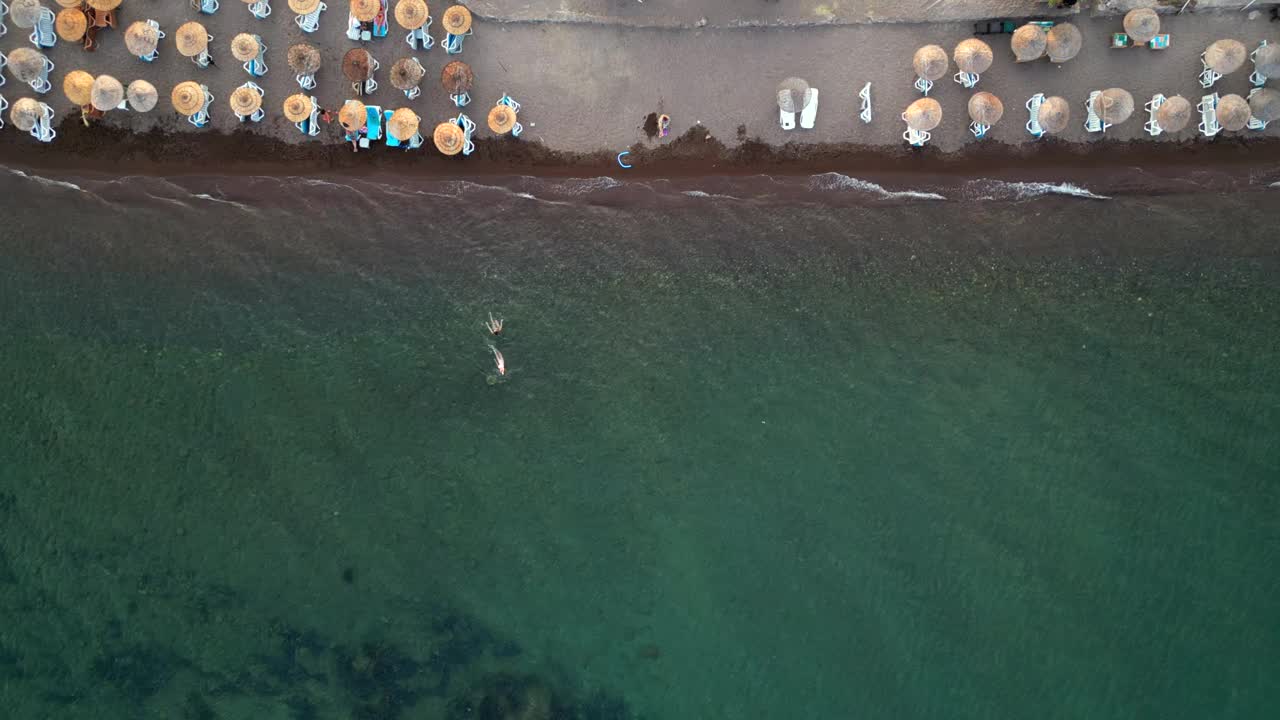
[232, 34, 261, 63]
[343, 48, 374, 82]
[171, 81, 206, 116]
[1155, 95, 1191, 133]
[1046, 23, 1082, 63]
[440, 60, 473, 94]
[90, 74, 124, 112]
[283, 94, 314, 123]
[339, 100, 367, 131]
[86, 0, 121, 10]
[953, 38, 993, 75]
[442, 5, 472, 35]
[1011, 24, 1047, 63]
[55, 8, 87, 42]
[390, 57, 425, 90]
[912, 44, 948, 81]
[289, 0, 322, 13]
[1039, 96, 1070, 134]
[55, 0, 82, 8]
[351, 0, 379, 22]
[488, 104, 516, 134]
[387, 108, 420, 141]
[1123, 8, 1159, 45]
[1216, 94, 1250, 131]
[1255, 44, 1280, 80]
[968, 92, 1004, 126]
[288, 43, 322, 75]
[10, 0, 42, 29]
[6, 48, 48, 84]
[434, 121, 465, 155]
[127, 80, 159, 112]
[64, 70, 95, 106]
[776, 77, 812, 113]
[1205, 39, 1247, 75]
[175, 22, 210, 58]
[125, 21, 161, 57]
[904, 97, 942, 131]
[10, 98, 43, 132]
[230, 85, 263, 117]
[1248, 88, 1280, 124]
[1093, 87, 1134, 125]
[395, 0, 428, 30]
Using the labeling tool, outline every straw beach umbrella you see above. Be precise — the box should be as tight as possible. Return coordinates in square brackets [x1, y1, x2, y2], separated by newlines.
[6, 48, 48, 84]
[288, 43, 322, 76]
[1216, 94, 1250, 131]
[442, 5, 472, 36]
[390, 57, 425, 91]
[289, 0, 322, 13]
[231, 33, 261, 63]
[55, 0, 81, 8]
[176, 22, 210, 58]
[10, 0, 42, 29]
[90, 75, 124, 112]
[1249, 88, 1280, 124]
[953, 38, 993, 76]
[171, 81, 206, 116]
[912, 44, 948, 82]
[125, 21, 161, 58]
[339, 99, 367, 131]
[350, 0, 379, 22]
[441, 60, 473, 95]
[343, 48, 374, 82]
[1205, 39, 1247, 76]
[488, 103, 516, 134]
[230, 85, 263, 118]
[63, 70, 95, 106]
[1038, 96, 1070, 134]
[395, 0, 428, 29]
[283, 93, 314, 123]
[1092, 88, 1134, 126]
[1046, 23, 1082, 63]
[1254, 44, 1280, 81]
[86, 0, 121, 11]
[10, 98, 43, 131]
[904, 98, 942, 131]
[434, 120, 464, 155]
[968, 92, 1004, 127]
[776, 77, 811, 113]
[386, 108, 420, 142]
[1122, 8, 1159, 45]
[1155, 95, 1191, 133]
[55, 7, 87, 42]
[127, 80, 158, 112]
[1011, 24, 1047, 62]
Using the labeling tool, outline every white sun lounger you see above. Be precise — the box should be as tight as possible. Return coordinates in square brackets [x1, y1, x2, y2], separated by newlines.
[194, 0, 219, 14]
[1197, 93, 1221, 137]
[1251, 40, 1269, 87]
[30, 6, 55, 48]
[1025, 93, 1045, 138]
[1084, 90, 1109, 133]
[0, 1, 9, 39]
[296, 72, 316, 90]
[800, 88, 818, 129]
[248, 0, 270, 19]
[903, 127, 930, 147]
[498, 93, 523, 137]
[442, 26, 472, 55]
[913, 76, 933, 96]
[347, 14, 370, 41]
[859, 82, 872, 124]
[970, 121, 989, 139]
[1144, 94, 1166, 136]
[190, 86, 213, 128]
[27, 54, 53, 94]
[234, 81, 265, 122]
[406, 15, 434, 50]
[953, 71, 979, 89]
[1247, 87, 1268, 130]
[0, 51, 7, 87]
[1199, 53, 1222, 89]
[31, 100, 55, 142]
[451, 89, 471, 108]
[778, 88, 795, 130]
[294, 3, 325, 33]
[242, 35, 267, 77]
[295, 97, 322, 136]
[138, 20, 163, 62]
[352, 57, 379, 95]
[457, 113, 476, 155]
[0, 94, 8, 129]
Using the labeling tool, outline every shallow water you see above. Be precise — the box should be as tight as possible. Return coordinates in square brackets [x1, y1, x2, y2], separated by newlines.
[1, 168, 1278, 720]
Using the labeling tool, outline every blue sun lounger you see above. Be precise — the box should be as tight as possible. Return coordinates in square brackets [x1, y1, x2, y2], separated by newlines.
[357, 104, 383, 148]
[383, 109, 424, 149]
[194, 0, 219, 14]
[30, 6, 56, 48]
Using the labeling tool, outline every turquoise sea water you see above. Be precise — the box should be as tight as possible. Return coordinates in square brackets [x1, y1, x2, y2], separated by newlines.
[1, 170, 1278, 719]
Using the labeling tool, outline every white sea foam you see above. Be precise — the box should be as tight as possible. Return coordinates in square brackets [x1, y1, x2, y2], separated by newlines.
[5, 168, 83, 192]
[540, 176, 623, 196]
[682, 190, 742, 200]
[965, 180, 1111, 201]
[192, 193, 255, 211]
[807, 173, 946, 201]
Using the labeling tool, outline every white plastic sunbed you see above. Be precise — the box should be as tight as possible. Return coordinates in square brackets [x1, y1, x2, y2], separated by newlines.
[30, 6, 56, 48]
[1197, 93, 1221, 137]
[296, 71, 316, 91]
[859, 82, 872, 124]
[1144, 94, 1166, 136]
[248, 0, 270, 19]
[195, 0, 219, 14]
[0, 51, 7, 87]
[242, 35, 268, 77]
[1199, 53, 1222, 89]
[1, 1, 9, 39]
[953, 71, 979, 89]
[1084, 90, 1108, 133]
[800, 88, 818, 129]
[778, 88, 795, 130]
[234, 81, 265, 122]
[970, 121, 989, 139]
[190, 85, 213, 128]
[903, 127, 930, 147]
[1250, 40, 1269, 87]
[0, 94, 8, 129]
[1247, 87, 1268, 130]
[28, 54, 53, 94]
[294, 3, 326, 33]
[913, 76, 932, 96]
[1026, 93, 1045, 138]
[31, 100, 55, 142]
[295, 97, 322, 136]
[405, 15, 434, 50]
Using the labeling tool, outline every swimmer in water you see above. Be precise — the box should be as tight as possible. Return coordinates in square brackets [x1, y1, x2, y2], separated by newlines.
[489, 344, 507, 376]
[485, 312, 503, 336]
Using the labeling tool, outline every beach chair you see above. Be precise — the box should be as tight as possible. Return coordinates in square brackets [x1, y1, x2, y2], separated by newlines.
[31, 100, 55, 142]
[383, 110, 424, 149]
[194, 0, 219, 14]
[406, 14, 434, 51]
[498, 93, 523, 137]
[295, 97, 322, 136]
[0, 94, 7, 129]
[30, 6, 56, 48]
[1144, 94, 1166, 136]
[347, 14, 370, 42]
[902, 126, 930, 147]
[234, 81, 265, 122]
[242, 35, 268, 78]
[138, 20, 164, 62]
[953, 70, 979, 89]
[778, 88, 795, 130]
[913, 76, 933, 96]
[357, 104, 383, 148]
[859, 82, 871, 124]
[0, 52, 6, 87]
[1197, 93, 1221, 137]
[442, 26, 472, 55]
[28, 54, 53, 94]
[1025, 92, 1045, 138]
[800, 88, 819, 129]
[1251, 40, 1269, 87]
[1, 1, 8, 39]
[361, 57, 379, 95]
[1084, 90, 1107, 133]
[295, 2, 325, 33]
[296, 71, 316, 91]
[248, 0, 270, 19]
[1149, 34, 1170, 50]
[970, 121, 989, 139]
[456, 113, 476, 155]
[451, 89, 471, 108]
[1199, 53, 1222, 89]
[1247, 88, 1268, 131]
[191, 85, 213, 127]
[372, 0, 388, 37]
[195, 42, 214, 69]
